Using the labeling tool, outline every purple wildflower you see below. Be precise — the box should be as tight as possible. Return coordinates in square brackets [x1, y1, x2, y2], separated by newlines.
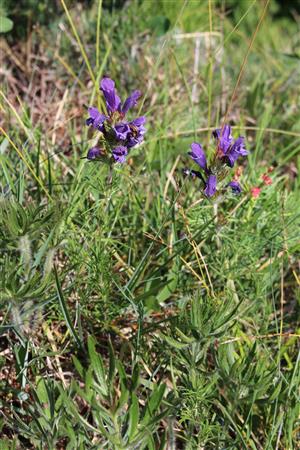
[114, 123, 131, 140]
[188, 142, 207, 172]
[126, 116, 147, 148]
[213, 124, 233, 153]
[112, 146, 128, 164]
[227, 181, 242, 194]
[213, 124, 248, 167]
[121, 90, 141, 115]
[187, 142, 216, 197]
[185, 124, 247, 198]
[87, 146, 104, 160]
[204, 174, 217, 197]
[100, 78, 121, 114]
[86, 77, 146, 163]
[86, 107, 108, 131]
[225, 137, 248, 168]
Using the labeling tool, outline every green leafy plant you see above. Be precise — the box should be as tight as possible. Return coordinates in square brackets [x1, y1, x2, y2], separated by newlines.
[60, 336, 171, 449]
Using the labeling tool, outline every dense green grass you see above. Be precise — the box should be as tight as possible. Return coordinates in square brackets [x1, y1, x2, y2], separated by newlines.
[0, 0, 300, 448]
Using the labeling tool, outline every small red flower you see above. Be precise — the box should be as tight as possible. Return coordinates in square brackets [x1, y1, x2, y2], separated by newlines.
[251, 187, 261, 198]
[261, 174, 272, 185]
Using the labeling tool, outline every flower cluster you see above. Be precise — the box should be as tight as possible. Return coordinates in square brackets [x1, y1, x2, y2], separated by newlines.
[250, 167, 274, 199]
[185, 124, 248, 197]
[86, 77, 146, 164]
[85, 78, 249, 200]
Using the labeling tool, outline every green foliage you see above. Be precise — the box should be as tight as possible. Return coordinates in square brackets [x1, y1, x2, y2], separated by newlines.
[62, 336, 170, 449]
[0, 199, 61, 339]
[4, 337, 170, 449]
[1, 0, 61, 38]
[0, 16, 13, 33]
[160, 294, 300, 447]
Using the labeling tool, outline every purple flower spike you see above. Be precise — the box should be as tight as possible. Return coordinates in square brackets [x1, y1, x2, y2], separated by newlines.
[213, 124, 233, 154]
[227, 180, 242, 194]
[85, 78, 146, 164]
[188, 142, 207, 171]
[204, 174, 217, 197]
[86, 107, 108, 130]
[87, 146, 103, 160]
[122, 90, 141, 115]
[184, 123, 248, 199]
[112, 145, 128, 164]
[225, 136, 248, 167]
[100, 77, 121, 114]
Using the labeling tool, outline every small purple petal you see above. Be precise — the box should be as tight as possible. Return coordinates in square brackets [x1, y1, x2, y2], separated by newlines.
[121, 90, 141, 114]
[231, 136, 248, 156]
[130, 116, 146, 127]
[204, 174, 217, 197]
[188, 142, 207, 171]
[126, 117, 147, 148]
[86, 107, 108, 130]
[227, 181, 242, 194]
[213, 124, 233, 154]
[87, 146, 103, 160]
[101, 77, 115, 90]
[224, 152, 236, 168]
[112, 145, 128, 164]
[225, 136, 248, 167]
[100, 77, 121, 114]
[114, 122, 131, 140]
